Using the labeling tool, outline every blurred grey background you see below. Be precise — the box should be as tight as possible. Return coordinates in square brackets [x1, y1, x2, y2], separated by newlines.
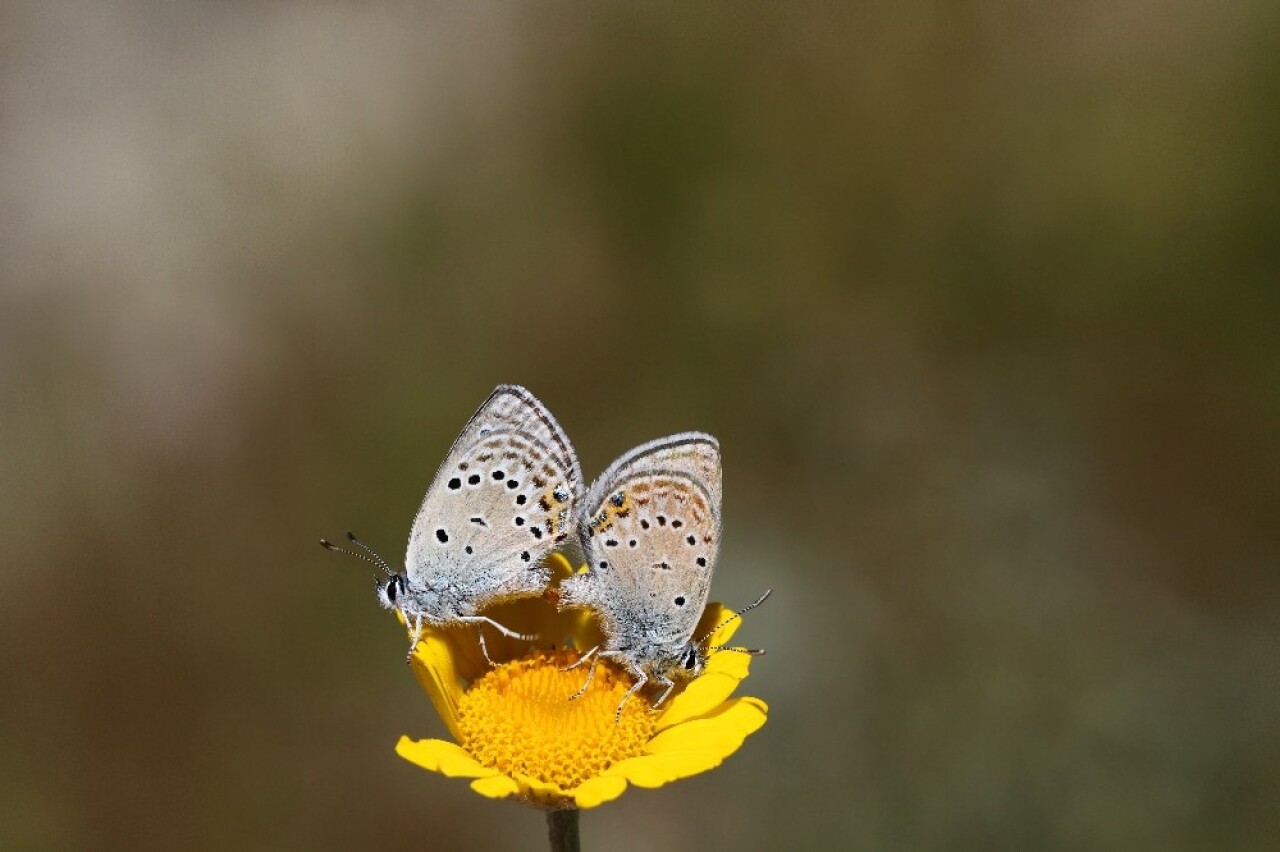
[2, 2, 1278, 850]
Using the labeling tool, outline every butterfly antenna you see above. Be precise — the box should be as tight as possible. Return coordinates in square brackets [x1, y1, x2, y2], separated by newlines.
[345, 531, 397, 575]
[697, 589, 772, 647]
[319, 531, 395, 577]
[708, 645, 766, 656]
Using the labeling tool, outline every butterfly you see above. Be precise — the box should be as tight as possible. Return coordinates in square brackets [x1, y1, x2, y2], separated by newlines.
[324, 385, 581, 662]
[558, 432, 768, 719]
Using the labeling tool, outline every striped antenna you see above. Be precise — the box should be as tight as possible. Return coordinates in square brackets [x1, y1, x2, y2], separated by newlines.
[320, 531, 395, 577]
[696, 588, 772, 648]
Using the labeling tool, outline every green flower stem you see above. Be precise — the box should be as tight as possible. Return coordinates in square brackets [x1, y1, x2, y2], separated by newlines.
[546, 808, 580, 852]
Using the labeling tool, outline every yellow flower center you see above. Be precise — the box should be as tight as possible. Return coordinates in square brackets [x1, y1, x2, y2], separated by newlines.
[456, 649, 658, 790]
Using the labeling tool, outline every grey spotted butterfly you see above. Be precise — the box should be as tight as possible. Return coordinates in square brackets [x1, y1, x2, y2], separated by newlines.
[558, 432, 768, 719]
[324, 385, 581, 661]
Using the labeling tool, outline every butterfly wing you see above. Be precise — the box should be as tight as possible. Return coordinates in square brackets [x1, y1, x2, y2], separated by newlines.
[405, 385, 581, 612]
[564, 433, 721, 651]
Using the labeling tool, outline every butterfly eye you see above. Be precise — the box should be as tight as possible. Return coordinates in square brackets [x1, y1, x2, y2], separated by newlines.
[384, 577, 400, 603]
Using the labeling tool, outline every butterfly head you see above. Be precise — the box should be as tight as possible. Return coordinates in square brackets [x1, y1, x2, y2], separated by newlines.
[378, 573, 408, 610]
[677, 640, 707, 678]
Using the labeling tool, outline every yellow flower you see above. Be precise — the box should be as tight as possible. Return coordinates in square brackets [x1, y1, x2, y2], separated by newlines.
[394, 554, 768, 809]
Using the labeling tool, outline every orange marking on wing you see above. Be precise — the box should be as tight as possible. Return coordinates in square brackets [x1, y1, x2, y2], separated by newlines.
[589, 490, 633, 535]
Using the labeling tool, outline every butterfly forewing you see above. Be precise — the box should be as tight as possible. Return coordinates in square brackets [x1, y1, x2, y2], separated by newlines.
[405, 385, 581, 608]
[572, 433, 722, 648]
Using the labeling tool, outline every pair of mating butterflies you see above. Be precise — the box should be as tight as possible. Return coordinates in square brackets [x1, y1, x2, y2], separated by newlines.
[323, 385, 767, 717]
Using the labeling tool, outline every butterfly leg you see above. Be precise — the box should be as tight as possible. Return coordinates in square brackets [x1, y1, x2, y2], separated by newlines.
[457, 616, 534, 667]
[454, 617, 498, 666]
[564, 645, 601, 701]
[404, 613, 424, 664]
[563, 644, 600, 671]
[475, 625, 495, 667]
[650, 673, 676, 711]
[608, 658, 648, 724]
[459, 616, 536, 642]
[568, 661, 598, 702]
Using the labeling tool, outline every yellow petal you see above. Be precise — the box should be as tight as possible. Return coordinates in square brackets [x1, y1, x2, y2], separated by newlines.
[703, 694, 768, 726]
[564, 609, 604, 653]
[408, 631, 467, 739]
[648, 697, 767, 756]
[601, 751, 728, 788]
[571, 775, 629, 809]
[395, 737, 495, 779]
[393, 611, 480, 683]
[597, 697, 767, 789]
[513, 774, 579, 809]
[455, 634, 496, 681]
[531, 608, 596, 656]
[519, 775, 572, 800]
[655, 666, 749, 732]
[470, 774, 520, 799]
[546, 552, 576, 582]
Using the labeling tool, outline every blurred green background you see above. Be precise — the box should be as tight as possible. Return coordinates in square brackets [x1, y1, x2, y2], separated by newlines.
[3, 2, 1278, 849]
